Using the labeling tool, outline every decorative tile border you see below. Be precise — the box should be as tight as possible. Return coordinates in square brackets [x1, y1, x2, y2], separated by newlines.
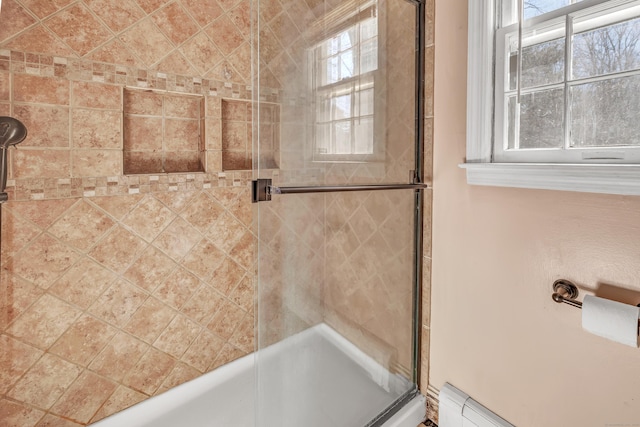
[4, 171, 253, 202]
[0, 49, 281, 103]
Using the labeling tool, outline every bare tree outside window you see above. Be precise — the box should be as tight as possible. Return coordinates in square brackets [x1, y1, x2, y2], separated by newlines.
[506, 4, 640, 151]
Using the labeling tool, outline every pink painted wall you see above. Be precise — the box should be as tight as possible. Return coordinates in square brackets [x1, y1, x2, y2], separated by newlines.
[429, 0, 640, 425]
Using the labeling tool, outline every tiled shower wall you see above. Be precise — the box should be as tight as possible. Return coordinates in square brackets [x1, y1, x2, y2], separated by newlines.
[0, 0, 268, 425]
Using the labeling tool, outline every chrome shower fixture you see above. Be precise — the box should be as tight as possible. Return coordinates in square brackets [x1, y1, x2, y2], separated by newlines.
[0, 117, 28, 203]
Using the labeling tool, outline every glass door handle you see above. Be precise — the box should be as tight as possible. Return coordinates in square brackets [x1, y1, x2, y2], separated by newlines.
[252, 179, 429, 203]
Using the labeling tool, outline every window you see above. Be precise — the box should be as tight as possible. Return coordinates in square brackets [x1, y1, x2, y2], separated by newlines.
[312, 8, 379, 162]
[463, 0, 640, 195]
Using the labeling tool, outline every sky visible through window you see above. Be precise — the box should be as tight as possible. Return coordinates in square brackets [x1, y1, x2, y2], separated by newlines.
[524, 0, 583, 19]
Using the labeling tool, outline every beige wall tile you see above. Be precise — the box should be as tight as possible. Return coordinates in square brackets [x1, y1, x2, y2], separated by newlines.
[0, 207, 42, 260]
[180, 32, 224, 75]
[206, 15, 245, 56]
[0, 272, 44, 331]
[124, 116, 163, 151]
[153, 267, 201, 310]
[48, 200, 115, 251]
[124, 297, 176, 343]
[156, 362, 200, 394]
[89, 332, 148, 382]
[164, 118, 200, 151]
[84, 0, 146, 34]
[5, 25, 76, 57]
[228, 312, 253, 353]
[134, 0, 170, 14]
[0, 398, 44, 427]
[6, 198, 77, 230]
[49, 314, 117, 367]
[89, 226, 148, 273]
[7, 353, 82, 409]
[180, 0, 223, 27]
[44, 3, 112, 56]
[89, 194, 145, 221]
[181, 329, 225, 372]
[5, 234, 79, 289]
[13, 149, 71, 179]
[71, 149, 122, 177]
[37, 414, 84, 427]
[72, 109, 122, 149]
[151, 2, 199, 46]
[0, 334, 43, 395]
[0, 71, 9, 101]
[88, 279, 148, 327]
[49, 257, 118, 309]
[124, 246, 176, 292]
[119, 18, 174, 67]
[6, 294, 81, 349]
[123, 151, 163, 174]
[122, 347, 175, 395]
[179, 285, 224, 324]
[153, 314, 200, 358]
[20, 0, 75, 20]
[122, 195, 175, 242]
[124, 90, 163, 116]
[13, 104, 70, 148]
[181, 239, 225, 281]
[87, 39, 143, 68]
[210, 343, 245, 370]
[211, 257, 246, 296]
[0, 0, 37, 43]
[206, 300, 245, 339]
[51, 371, 117, 424]
[90, 386, 147, 423]
[180, 192, 224, 233]
[164, 95, 201, 119]
[163, 151, 202, 173]
[153, 217, 202, 259]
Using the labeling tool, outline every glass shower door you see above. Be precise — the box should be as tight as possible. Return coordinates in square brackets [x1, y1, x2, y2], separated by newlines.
[252, 0, 426, 425]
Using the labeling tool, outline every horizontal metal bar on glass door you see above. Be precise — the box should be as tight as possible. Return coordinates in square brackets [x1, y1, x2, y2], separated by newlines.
[269, 183, 430, 195]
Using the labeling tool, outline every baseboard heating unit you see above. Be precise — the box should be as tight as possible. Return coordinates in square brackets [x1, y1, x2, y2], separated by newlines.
[438, 383, 515, 427]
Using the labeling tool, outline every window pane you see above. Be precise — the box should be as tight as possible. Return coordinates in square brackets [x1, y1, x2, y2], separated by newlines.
[570, 74, 640, 147]
[316, 98, 331, 122]
[360, 17, 377, 41]
[327, 56, 339, 85]
[356, 88, 374, 116]
[354, 117, 374, 154]
[524, 0, 585, 20]
[508, 88, 564, 149]
[509, 37, 565, 90]
[360, 38, 378, 74]
[315, 124, 330, 154]
[333, 121, 352, 154]
[332, 94, 352, 120]
[573, 16, 640, 79]
[340, 50, 355, 79]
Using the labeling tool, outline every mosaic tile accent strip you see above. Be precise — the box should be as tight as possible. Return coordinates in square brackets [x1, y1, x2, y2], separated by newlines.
[3, 171, 252, 202]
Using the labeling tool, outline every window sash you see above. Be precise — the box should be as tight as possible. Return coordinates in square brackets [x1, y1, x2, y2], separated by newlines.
[494, 0, 640, 163]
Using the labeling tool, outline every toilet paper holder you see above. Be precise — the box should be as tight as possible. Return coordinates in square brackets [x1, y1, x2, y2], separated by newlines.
[552, 279, 583, 308]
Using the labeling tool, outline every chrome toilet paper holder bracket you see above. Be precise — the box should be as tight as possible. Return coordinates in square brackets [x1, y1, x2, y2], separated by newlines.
[552, 279, 583, 308]
[552, 279, 640, 310]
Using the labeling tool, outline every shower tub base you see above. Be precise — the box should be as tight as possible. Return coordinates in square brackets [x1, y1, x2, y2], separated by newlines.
[91, 323, 426, 427]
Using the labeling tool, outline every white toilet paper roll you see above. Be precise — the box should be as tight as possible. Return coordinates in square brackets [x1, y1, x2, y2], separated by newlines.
[582, 295, 640, 347]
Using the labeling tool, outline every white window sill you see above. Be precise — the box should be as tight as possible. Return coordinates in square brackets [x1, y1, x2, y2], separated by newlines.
[459, 163, 640, 196]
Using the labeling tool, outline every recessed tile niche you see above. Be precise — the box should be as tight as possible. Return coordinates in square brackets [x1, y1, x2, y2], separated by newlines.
[123, 88, 205, 174]
[221, 99, 279, 170]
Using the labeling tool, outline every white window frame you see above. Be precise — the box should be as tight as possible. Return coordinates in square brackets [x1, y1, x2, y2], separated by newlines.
[310, 7, 382, 164]
[461, 0, 640, 196]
